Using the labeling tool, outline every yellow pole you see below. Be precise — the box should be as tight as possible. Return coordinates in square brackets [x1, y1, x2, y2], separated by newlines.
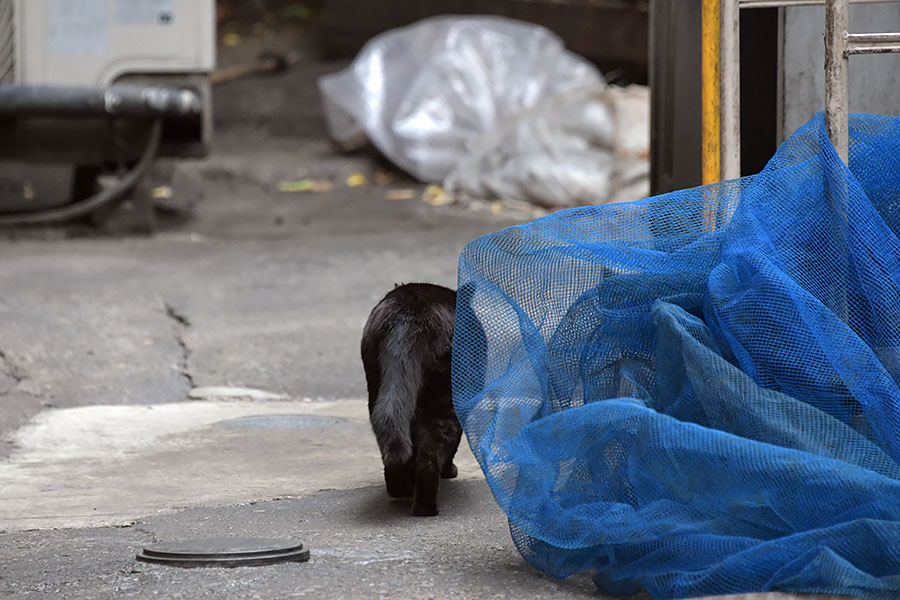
[702, 0, 721, 186]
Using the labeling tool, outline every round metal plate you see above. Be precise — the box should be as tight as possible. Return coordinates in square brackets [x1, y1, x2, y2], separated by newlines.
[136, 537, 310, 568]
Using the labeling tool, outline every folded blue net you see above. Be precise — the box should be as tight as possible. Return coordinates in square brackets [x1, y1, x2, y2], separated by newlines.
[452, 113, 900, 599]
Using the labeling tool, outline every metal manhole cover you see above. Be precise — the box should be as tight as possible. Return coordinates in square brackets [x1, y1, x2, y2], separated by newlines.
[219, 415, 342, 429]
[136, 537, 310, 568]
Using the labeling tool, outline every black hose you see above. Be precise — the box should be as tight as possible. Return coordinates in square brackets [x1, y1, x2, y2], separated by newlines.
[0, 119, 163, 226]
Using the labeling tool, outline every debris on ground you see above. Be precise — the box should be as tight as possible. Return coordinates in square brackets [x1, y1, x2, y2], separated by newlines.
[211, 52, 291, 85]
[277, 179, 335, 193]
[421, 184, 449, 207]
[150, 186, 173, 200]
[385, 189, 416, 201]
[345, 173, 368, 188]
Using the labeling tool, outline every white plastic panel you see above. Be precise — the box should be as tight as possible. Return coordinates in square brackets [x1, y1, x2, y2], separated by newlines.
[0, 0, 15, 83]
[16, 0, 214, 86]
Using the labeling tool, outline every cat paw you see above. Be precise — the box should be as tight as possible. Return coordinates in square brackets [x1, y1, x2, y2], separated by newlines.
[385, 482, 414, 498]
[440, 463, 458, 479]
[384, 466, 415, 498]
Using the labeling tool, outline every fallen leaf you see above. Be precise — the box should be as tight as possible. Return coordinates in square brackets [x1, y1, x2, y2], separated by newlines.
[150, 185, 173, 199]
[278, 179, 334, 193]
[386, 189, 416, 201]
[422, 184, 449, 206]
[346, 173, 368, 188]
[222, 32, 241, 46]
[278, 179, 313, 192]
[491, 203, 504, 215]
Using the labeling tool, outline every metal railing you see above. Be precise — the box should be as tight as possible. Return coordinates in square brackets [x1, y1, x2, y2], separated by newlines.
[701, 0, 900, 183]
[826, 0, 900, 162]
[741, 0, 896, 7]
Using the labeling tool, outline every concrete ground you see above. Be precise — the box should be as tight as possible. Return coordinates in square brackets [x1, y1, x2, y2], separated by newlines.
[0, 22, 859, 600]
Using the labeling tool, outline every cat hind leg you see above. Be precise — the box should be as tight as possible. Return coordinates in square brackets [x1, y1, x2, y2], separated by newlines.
[412, 450, 440, 517]
[384, 460, 415, 498]
[440, 418, 463, 479]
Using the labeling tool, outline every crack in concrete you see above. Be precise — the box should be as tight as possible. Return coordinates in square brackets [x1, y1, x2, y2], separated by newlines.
[163, 302, 191, 328]
[0, 349, 26, 395]
[130, 524, 161, 544]
[163, 302, 196, 389]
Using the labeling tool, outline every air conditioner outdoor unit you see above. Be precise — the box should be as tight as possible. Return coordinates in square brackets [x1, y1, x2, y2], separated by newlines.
[0, 0, 216, 225]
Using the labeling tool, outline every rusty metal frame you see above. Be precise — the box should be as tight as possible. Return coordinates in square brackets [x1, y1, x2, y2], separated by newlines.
[741, 0, 896, 7]
[825, 0, 900, 163]
[702, 0, 900, 184]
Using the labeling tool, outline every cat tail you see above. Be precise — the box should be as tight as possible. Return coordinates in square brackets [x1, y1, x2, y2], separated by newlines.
[370, 320, 420, 466]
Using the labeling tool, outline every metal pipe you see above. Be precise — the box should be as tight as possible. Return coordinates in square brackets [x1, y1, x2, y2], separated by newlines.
[825, 0, 850, 163]
[846, 32, 900, 42]
[702, 0, 722, 185]
[701, 0, 741, 185]
[824, 0, 851, 323]
[846, 43, 900, 53]
[0, 85, 201, 118]
[720, 0, 741, 180]
[846, 32, 900, 54]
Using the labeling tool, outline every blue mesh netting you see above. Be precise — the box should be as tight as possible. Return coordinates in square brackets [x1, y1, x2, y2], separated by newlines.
[452, 113, 900, 599]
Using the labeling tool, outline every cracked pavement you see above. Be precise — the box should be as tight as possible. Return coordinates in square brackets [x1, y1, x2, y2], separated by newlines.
[0, 349, 26, 395]
[163, 301, 196, 389]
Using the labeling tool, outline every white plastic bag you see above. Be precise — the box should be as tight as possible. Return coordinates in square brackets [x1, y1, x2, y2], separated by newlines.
[318, 16, 604, 183]
[443, 85, 618, 208]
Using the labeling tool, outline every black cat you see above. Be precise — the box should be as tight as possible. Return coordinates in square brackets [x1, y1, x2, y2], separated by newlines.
[361, 283, 462, 516]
